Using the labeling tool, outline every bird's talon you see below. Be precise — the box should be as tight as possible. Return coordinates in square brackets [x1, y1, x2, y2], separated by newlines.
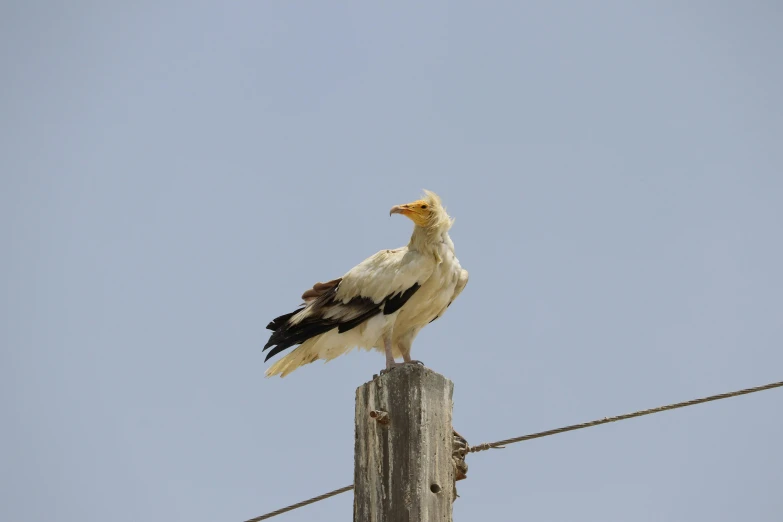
[380, 361, 406, 375]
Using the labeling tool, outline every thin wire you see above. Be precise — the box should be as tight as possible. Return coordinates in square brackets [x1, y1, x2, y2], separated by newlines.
[244, 379, 782, 520]
[468, 380, 783, 452]
[243, 485, 354, 522]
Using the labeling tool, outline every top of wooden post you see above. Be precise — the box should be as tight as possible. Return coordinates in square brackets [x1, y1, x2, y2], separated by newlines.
[354, 364, 455, 522]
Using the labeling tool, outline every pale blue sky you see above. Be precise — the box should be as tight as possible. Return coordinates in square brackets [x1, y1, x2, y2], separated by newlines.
[2, 2, 782, 521]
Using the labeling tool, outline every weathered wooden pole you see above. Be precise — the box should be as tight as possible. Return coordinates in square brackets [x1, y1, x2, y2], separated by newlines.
[354, 364, 455, 522]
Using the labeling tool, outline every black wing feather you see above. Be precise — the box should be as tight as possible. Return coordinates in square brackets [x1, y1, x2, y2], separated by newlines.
[263, 282, 421, 362]
[383, 284, 420, 315]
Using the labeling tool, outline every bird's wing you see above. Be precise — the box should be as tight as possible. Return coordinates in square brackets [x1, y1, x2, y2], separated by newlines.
[335, 247, 435, 304]
[263, 247, 435, 363]
[430, 268, 469, 323]
[451, 268, 469, 303]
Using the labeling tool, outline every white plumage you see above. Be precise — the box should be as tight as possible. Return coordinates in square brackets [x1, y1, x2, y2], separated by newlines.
[263, 190, 468, 377]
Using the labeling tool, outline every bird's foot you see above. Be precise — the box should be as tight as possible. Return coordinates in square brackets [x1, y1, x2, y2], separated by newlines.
[379, 360, 426, 375]
[380, 361, 405, 375]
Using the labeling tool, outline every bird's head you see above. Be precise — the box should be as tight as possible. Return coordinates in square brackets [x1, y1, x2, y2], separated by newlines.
[390, 190, 452, 230]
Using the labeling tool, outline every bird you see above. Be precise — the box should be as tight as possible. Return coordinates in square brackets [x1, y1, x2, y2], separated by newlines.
[263, 190, 468, 377]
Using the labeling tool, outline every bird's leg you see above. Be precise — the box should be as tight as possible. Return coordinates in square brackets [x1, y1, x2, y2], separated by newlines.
[381, 333, 404, 374]
[402, 352, 425, 366]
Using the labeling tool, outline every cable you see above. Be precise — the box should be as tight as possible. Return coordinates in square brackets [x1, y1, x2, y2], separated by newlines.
[243, 485, 354, 522]
[468, 380, 783, 452]
[244, 379, 782, 520]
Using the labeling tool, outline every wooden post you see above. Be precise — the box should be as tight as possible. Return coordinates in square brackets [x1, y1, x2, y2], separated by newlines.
[354, 364, 454, 522]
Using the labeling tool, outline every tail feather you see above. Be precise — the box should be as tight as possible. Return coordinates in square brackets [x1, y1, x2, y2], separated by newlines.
[264, 319, 385, 377]
[265, 338, 321, 377]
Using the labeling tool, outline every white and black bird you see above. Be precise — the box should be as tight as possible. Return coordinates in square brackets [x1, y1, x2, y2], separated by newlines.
[263, 190, 468, 377]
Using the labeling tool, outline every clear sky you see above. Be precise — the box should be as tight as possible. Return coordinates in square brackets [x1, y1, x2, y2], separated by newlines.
[2, 2, 782, 521]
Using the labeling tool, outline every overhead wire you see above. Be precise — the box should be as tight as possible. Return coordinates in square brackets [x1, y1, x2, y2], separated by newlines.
[468, 380, 783, 452]
[244, 379, 782, 521]
[244, 485, 354, 522]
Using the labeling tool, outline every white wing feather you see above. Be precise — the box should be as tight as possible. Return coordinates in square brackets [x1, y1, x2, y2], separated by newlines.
[336, 247, 435, 303]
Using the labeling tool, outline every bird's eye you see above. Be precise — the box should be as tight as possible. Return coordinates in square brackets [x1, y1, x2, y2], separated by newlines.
[421, 205, 428, 209]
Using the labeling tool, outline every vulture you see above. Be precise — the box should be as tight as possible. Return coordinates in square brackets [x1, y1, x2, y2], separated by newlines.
[263, 190, 468, 377]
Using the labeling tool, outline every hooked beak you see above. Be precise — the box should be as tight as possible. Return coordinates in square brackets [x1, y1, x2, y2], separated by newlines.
[389, 204, 409, 216]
